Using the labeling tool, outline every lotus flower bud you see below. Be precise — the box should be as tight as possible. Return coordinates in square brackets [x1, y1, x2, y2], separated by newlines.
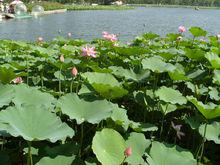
[124, 147, 132, 157]
[60, 55, 64, 62]
[71, 67, 78, 77]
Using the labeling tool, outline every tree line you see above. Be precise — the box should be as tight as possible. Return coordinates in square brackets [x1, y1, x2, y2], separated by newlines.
[4, 0, 220, 6]
[57, 0, 220, 6]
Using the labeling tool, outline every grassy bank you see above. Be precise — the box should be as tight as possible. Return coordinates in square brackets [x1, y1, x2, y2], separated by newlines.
[66, 5, 134, 10]
[129, 4, 220, 9]
[27, 2, 134, 12]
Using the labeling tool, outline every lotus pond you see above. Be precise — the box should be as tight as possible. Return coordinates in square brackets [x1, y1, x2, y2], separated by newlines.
[0, 27, 220, 165]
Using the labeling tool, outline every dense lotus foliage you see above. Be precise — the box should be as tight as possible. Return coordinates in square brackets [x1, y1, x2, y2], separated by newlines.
[0, 27, 220, 165]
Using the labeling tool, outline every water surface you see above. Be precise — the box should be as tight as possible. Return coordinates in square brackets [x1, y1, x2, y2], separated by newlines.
[0, 7, 219, 41]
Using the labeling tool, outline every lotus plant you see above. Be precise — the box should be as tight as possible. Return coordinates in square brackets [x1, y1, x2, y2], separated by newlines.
[102, 31, 118, 42]
[124, 147, 132, 157]
[171, 122, 185, 140]
[12, 77, 23, 84]
[82, 45, 97, 58]
[178, 26, 186, 33]
[59, 54, 65, 62]
[70, 67, 78, 93]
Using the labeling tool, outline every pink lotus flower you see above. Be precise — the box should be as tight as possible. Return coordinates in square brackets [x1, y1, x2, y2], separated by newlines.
[124, 147, 132, 157]
[82, 45, 97, 58]
[217, 34, 220, 40]
[102, 31, 118, 42]
[67, 32, 72, 37]
[171, 122, 185, 140]
[60, 55, 64, 62]
[12, 77, 23, 84]
[71, 67, 78, 77]
[37, 37, 43, 43]
[178, 26, 186, 33]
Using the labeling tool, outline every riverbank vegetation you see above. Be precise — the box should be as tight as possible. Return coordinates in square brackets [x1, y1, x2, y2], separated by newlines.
[0, 27, 220, 165]
[26, 1, 133, 11]
[24, 0, 220, 7]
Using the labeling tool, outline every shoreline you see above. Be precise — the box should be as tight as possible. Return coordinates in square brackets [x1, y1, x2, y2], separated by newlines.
[128, 4, 220, 10]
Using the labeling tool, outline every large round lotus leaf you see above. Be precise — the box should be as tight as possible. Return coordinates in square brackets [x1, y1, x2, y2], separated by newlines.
[168, 64, 190, 81]
[155, 86, 187, 105]
[0, 67, 16, 84]
[213, 69, 220, 85]
[92, 128, 126, 165]
[109, 66, 150, 82]
[189, 27, 207, 37]
[142, 56, 176, 73]
[58, 93, 113, 124]
[160, 103, 177, 115]
[205, 53, 220, 69]
[187, 96, 220, 119]
[0, 105, 74, 142]
[110, 105, 130, 131]
[36, 155, 76, 165]
[82, 72, 128, 99]
[12, 84, 56, 109]
[0, 84, 14, 108]
[92, 84, 128, 99]
[199, 122, 220, 144]
[148, 142, 196, 165]
[125, 132, 151, 165]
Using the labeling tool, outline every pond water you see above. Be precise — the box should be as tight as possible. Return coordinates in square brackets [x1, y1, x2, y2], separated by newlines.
[0, 7, 220, 41]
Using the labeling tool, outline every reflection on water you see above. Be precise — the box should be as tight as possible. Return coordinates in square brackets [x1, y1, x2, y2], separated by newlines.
[0, 7, 220, 41]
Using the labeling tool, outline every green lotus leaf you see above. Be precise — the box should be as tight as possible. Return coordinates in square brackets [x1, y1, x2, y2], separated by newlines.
[0, 105, 74, 142]
[0, 67, 16, 84]
[60, 45, 78, 55]
[148, 141, 197, 165]
[12, 84, 56, 109]
[82, 72, 128, 99]
[130, 121, 158, 132]
[92, 128, 126, 165]
[36, 155, 76, 165]
[205, 53, 220, 69]
[0, 84, 14, 108]
[199, 122, 220, 144]
[111, 105, 130, 131]
[43, 143, 79, 157]
[142, 56, 176, 73]
[125, 132, 151, 165]
[143, 32, 159, 40]
[213, 69, 220, 85]
[155, 86, 187, 105]
[58, 93, 113, 124]
[185, 116, 203, 130]
[82, 72, 120, 86]
[187, 96, 220, 119]
[30, 45, 58, 58]
[114, 47, 149, 56]
[158, 48, 184, 60]
[92, 83, 128, 99]
[189, 27, 207, 37]
[168, 63, 190, 81]
[209, 87, 220, 101]
[160, 103, 177, 115]
[109, 66, 150, 82]
[185, 48, 206, 59]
